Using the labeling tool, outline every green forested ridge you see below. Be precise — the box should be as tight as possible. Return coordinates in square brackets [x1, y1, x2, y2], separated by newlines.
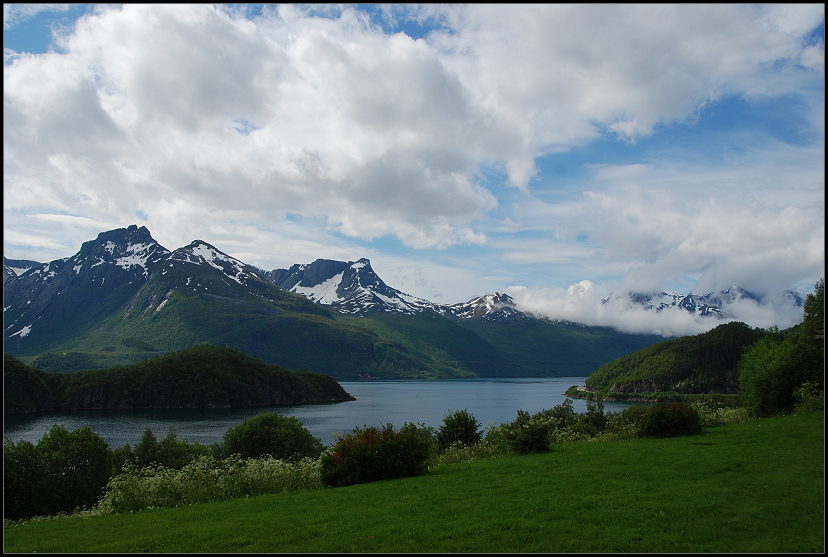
[458, 317, 666, 377]
[333, 311, 666, 378]
[3, 345, 354, 414]
[14, 295, 667, 379]
[585, 321, 767, 393]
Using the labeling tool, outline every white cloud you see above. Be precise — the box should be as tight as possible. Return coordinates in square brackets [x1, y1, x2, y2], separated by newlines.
[3, 4, 824, 323]
[509, 280, 805, 338]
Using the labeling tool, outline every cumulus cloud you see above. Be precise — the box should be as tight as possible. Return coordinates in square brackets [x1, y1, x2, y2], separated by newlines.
[508, 280, 806, 338]
[3, 4, 824, 318]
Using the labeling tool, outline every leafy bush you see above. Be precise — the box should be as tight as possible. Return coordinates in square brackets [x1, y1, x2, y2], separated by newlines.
[4, 439, 45, 520]
[639, 402, 702, 438]
[436, 409, 482, 449]
[131, 427, 212, 469]
[320, 423, 431, 487]
[620, 404, 649, 426]
[508, 410, 554, 454]
[506, 407, 587, 453]
[4, 425, 111, 520]
[739, 328, 824, 417]
[223, 412, 324, 461]
[570, 398, 607, 437]
[543, 398, 579, 428]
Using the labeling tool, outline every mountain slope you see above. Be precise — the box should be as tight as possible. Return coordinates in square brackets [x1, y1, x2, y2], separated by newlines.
[458, 317, 666, 377]
[3, 226, 439, 379]
[584, 321, 767, 394]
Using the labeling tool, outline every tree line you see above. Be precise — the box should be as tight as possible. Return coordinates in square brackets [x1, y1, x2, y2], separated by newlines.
[4, 344, 354, 414]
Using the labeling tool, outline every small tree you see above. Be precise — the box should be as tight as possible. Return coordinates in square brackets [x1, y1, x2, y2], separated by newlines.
[437, 409, 482, 449]
[36, 425, 112, 516]
[4, 439, 47, 520]
[223, 412, 324, 461]
[134, 427, 159, 467]
[739, 330, 823, 417]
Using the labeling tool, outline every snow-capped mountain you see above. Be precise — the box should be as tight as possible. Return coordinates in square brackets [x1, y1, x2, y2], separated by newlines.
[442, 292, 530, 323]
[602, 286, 803, 319]
[259, 259, 533, 322]
[3, 225, 327, 350]
[260, 258, 438, 315]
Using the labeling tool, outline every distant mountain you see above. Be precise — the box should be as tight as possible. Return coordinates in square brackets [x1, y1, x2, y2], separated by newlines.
[260, 258, 437, 315]
[439, 292, 522, 322]
[262, 260, 533, 324]
[4, 225, 665, 379]
[3, 226, 427, 379]
[602, 286, 802, 319]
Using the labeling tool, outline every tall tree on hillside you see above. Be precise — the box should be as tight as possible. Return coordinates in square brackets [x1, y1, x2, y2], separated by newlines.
[739, 278, 824, 417]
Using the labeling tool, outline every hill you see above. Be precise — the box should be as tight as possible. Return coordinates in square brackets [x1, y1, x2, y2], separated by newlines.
[3, 346, 354, 414]
[583, 321, 767, 394]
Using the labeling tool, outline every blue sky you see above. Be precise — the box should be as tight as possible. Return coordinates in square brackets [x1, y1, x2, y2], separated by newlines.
[4, 4, 824, 336]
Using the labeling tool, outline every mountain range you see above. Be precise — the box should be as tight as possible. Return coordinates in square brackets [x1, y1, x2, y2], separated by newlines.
[601, 288, 803, 318]
[4, 225, 791, 380]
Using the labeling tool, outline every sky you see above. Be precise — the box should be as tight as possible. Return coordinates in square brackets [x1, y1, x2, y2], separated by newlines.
[4, 4, 825, 337]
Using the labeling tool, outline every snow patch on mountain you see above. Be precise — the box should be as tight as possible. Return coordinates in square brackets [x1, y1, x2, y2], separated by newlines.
[294, 272, 345, 304]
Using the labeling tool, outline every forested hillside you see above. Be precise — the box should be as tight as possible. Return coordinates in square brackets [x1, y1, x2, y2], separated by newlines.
[3, 345, 354, 414]
[584, 321, 766, 394]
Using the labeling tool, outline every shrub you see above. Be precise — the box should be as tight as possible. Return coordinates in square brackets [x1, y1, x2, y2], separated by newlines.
[436, 409, 482, 449]
[4, 439, 47, 520]
[320, 423, 430, 487]
[571, 398, 607, 437]
[506, 410, 556, 454]
[739, 329, 824, 417]
[543, 398, 579, 429]
[639, 402, 702, 438]
[131, 427, 213, 470]
[620, 404, 649, 426]
[223, 412, 324, 461]
[4, 425, 112, 520]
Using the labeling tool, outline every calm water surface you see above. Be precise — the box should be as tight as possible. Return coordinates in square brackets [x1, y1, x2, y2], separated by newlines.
[4, 378, 643, 448]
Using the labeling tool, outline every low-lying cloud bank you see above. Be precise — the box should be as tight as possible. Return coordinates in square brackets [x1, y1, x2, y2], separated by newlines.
[508, 281, 805, 338]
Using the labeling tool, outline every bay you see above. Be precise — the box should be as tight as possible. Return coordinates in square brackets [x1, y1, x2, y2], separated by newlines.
[3, 377, 644, 448]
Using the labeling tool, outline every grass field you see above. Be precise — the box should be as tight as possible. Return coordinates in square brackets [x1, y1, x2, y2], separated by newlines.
[4, 411, 823, 553]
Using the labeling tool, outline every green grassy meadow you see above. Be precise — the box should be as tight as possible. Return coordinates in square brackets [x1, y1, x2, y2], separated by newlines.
[4, 411, 823, 553]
